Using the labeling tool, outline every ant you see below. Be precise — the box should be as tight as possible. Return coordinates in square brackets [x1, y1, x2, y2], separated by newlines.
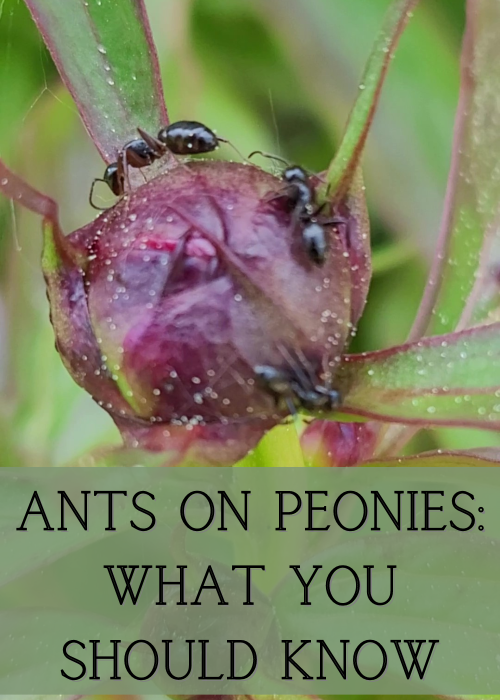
[254, 364, 341, 414]
[249, 151, 345, 266]
[90, 121, 243, 210]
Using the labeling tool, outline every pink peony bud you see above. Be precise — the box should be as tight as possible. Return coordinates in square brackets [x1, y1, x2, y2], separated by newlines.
[44, 161, 353, 463]
[301, 419, 378, 468]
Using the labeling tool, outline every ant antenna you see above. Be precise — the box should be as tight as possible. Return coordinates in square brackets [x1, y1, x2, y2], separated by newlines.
[89, 178, 109, 211]
[248, 150, 289, 167]
[217, 137, 248, 163]
[295, 345, 321, 388]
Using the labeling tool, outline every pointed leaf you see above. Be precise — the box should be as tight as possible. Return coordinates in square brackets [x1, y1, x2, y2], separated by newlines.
[338, 167, 372, 328]
[411, 0, 500, 338]
[372, 0, 500, 457]
[250, 0, 459, 253]
[321, 0, 420, 201]
[317, 166, 371, 330]
[24, 0, 168, 161]
[0, 158, 58, 223]
[0, 157, 81, 269]
[336, 323, 500, 429]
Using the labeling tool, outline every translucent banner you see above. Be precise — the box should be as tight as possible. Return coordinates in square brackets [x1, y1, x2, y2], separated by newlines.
[0, 466, 499, 695]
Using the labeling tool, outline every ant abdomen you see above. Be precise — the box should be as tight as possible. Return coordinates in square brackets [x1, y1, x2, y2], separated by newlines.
[302, 222, 328, 266]
[157, 121, 220, 155]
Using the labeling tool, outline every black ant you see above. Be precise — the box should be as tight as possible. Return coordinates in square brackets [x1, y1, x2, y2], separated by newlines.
[254, 364, 341, 414]
[90, 121, 243, 210]
[248, 151, 345, 266]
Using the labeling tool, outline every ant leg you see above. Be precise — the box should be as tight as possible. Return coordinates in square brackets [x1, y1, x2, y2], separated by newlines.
[312, 201, 327, 218]
[247, 150, 289, 167]
[262, 183, 297, 207]
[277, 342, 316, 399]
[311, 200, 347, 226]
[310, 198, 348, 226]
[89, 178, 110, 211]
[122, 149, 132, 192]
[114, 151, 131, 195]
[321, 216, 348, 227]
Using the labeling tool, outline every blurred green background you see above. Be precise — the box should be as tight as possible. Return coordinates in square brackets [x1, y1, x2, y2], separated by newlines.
[0, 0, 489, 468]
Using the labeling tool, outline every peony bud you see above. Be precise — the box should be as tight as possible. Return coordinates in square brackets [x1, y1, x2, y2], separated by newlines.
[44, 161, 353, 463]
[300, 419, 378, 468]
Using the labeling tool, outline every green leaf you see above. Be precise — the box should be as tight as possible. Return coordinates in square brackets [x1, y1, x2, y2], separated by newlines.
[371, 240, 416, 275]
[336, 322, 500, 428]
[250, 0, 458, 251]
[337, 167, 372, 329]
[23, 0, 168, 161]
[0, 86, 122, 465]
[411, 0, 500, 338]
[321, 0, 420, 201]
[0, 156, 74, 265]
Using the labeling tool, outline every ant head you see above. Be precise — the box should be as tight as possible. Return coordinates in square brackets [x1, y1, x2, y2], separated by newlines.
[283, 165, 308, 184]
[103, 163, 121, 196]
